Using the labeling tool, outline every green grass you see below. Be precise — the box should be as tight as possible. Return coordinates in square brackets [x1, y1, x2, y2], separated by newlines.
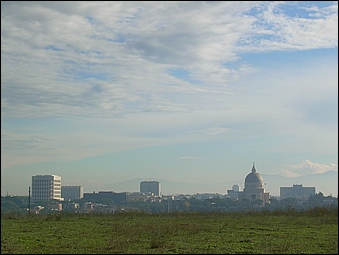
[1, 207, 338, 254]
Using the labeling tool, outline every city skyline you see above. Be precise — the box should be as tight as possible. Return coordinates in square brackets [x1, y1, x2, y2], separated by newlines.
[5, 165, 338, 198]
[1, 2, 338, 196]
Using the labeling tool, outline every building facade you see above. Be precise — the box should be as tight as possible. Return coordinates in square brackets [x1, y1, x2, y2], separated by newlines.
[83, 191, 128, 203]
[31, 175, 62, 202]
[227, 184, 241, 200]
[61, 186, 83, 201]
[280, 184, 315, 200]
[140, 181, 161, 197]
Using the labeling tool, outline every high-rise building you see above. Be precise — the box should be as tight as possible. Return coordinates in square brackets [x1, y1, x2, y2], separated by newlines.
[61, 186, 83, 201]
[140, 181, 161, 197]
[32, 175, 62, 202]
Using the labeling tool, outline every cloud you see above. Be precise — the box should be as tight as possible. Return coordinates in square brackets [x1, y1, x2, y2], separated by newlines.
[238, 1, 338, 51]
[277, 160, 338, 177]
[188, 127, 230, 136]
[1, 2, 337, 174]
[1, 134, 50, 151]
[179, 156, 198, 160]
[1, 2, 337, 119]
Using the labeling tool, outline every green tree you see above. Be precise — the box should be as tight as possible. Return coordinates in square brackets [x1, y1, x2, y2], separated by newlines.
[1, 200, 21, 213]
[308, 192, 325, 208]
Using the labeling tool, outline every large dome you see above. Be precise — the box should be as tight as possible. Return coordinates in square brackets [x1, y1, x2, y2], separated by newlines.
[245, 164, 264, 185]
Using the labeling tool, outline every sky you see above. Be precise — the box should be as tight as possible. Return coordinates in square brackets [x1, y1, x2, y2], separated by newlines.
[1, 1, 338, 197]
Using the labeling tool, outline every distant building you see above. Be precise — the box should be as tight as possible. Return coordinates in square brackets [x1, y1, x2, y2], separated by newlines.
[63, 202, 81, 212]
[140, 181, 161, 197]
[193, 193, 224, 200]
[32, 175, 62, 202]
[280, 184, 315, 200]
[237, 163, 270, 206]
[83, 191, 128, 203]
[61, 186, 83, 201]
[127, 192, 149, 202]
[227, 185, 241, 200]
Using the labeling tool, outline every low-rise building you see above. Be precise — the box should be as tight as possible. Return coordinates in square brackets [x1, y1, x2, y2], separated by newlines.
[280, 184, 315, 200]
[83, 191, 128, 203]
[61, 186, 83, 201]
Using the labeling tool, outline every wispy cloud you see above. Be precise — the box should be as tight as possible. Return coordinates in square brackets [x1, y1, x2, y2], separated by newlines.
[239, 1, 338, 51]
[1, 2, 337, 197]
[188, 127, 230, 136]
[1, 2, 337, 119]
[179, 156, 198, 160]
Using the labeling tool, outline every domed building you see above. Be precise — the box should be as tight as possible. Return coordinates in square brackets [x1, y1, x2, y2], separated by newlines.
[244, 163, 264, 192]
[241, 163, 270, 206]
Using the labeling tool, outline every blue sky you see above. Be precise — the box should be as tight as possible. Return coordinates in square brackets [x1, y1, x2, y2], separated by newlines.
[1, 1, 338, 196]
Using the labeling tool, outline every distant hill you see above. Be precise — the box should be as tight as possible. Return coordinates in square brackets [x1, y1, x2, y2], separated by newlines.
[98, 171, 338, 197]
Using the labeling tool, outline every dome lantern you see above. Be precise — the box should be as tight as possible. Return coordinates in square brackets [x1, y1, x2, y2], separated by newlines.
[251, 162, 256, 173]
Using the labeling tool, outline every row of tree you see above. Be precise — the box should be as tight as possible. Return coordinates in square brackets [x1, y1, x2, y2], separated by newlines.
[118, 192, 337, 213]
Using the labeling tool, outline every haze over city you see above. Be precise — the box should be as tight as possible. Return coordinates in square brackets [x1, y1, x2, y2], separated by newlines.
[1, 1, 338, 197]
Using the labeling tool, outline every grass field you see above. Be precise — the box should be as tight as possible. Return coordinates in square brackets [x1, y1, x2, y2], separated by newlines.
[1, 207, 337, 254]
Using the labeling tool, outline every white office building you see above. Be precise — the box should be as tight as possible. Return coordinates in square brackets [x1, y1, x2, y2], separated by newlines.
[140, 181, 161, 197]
[32, 175, 62, 202]
[61, 186, 83, 201]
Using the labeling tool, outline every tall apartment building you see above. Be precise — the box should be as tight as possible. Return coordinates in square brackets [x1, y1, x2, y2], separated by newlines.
[280, 184, 315, 200]
[32, 175, 62, 202]
[61, 186, 83, 201]
[140, 181, 161, 197]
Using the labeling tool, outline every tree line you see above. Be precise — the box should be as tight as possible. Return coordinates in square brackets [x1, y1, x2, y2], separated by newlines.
[1, 192, 337, 214]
